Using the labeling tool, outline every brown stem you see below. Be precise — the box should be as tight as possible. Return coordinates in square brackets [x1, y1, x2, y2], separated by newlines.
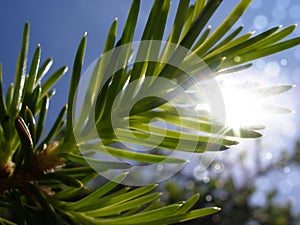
[0, 142, 65, 194]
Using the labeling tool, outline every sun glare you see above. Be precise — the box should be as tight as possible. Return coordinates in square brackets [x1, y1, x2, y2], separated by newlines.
[221, 85, 263, 129]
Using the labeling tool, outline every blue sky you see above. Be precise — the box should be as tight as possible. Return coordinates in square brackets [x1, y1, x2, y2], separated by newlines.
[1, 0, 300, 214]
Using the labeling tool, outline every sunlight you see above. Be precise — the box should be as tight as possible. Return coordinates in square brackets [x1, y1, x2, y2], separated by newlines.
[221, 85, 263, 129]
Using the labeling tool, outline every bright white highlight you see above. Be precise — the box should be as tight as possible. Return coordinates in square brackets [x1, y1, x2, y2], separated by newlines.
[221, 86, 262, 129]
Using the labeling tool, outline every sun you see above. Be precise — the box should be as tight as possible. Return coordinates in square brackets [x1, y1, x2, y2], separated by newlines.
[220, 84, 263, 129]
